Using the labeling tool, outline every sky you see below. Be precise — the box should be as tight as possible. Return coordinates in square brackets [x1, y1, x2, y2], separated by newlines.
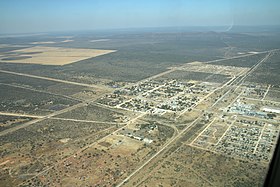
[0, 0, 280, 34]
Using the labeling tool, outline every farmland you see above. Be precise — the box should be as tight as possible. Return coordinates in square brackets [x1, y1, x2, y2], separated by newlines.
[0, 46, 116, 65]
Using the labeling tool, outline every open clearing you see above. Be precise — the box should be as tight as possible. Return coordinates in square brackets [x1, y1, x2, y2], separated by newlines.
[0, 46, 116, 65]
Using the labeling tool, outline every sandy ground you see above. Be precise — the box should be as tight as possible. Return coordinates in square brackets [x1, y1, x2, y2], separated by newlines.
[0, 46, 116, 65]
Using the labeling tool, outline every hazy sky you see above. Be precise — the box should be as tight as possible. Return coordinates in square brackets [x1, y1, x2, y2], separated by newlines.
[0, 0, 280, 34]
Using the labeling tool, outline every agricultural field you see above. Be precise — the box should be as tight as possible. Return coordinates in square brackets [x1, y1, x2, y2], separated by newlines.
[0, 46, 116, 66]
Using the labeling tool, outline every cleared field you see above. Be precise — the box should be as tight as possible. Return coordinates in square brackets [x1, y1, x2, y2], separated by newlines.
[0, 46, 116, 65]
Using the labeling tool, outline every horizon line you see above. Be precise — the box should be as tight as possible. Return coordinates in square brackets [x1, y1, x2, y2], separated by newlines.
[1, 24, 280, 36]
